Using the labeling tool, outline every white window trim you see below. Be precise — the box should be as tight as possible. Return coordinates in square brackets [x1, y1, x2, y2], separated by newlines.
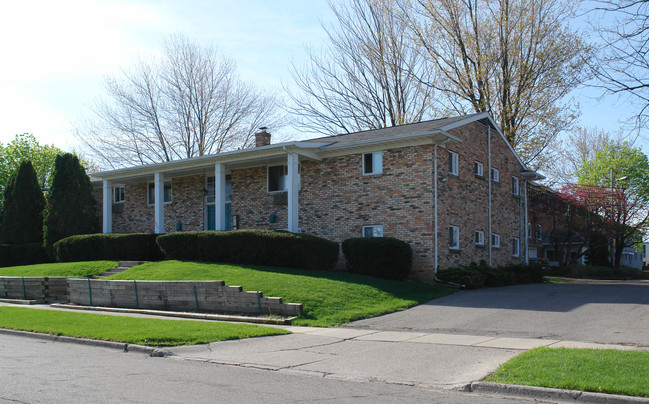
[475, 230, 485, 246]
[491, 168, 500, 182]
[512, 176, 520, 196]
[147, 181, 172, 206]
[113, 185, 125, 204]
[513, 237, 520, 257]
[492, 233, 501, 248]
[449, 151, 459, 176]
[362, 224, 383, 238]
[449, 225, 460, 250]
[475, 161, 484, 177]
[362, 151, 383, 176]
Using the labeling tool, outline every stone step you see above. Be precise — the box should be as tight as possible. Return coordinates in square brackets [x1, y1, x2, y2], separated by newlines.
[118, 261, 148, 268]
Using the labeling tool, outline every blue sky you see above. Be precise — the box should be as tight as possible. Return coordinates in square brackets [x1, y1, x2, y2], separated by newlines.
[0, 0, 643, 154]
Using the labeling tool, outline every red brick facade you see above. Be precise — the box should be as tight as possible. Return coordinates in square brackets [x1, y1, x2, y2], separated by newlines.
[95, 115, 530, 283]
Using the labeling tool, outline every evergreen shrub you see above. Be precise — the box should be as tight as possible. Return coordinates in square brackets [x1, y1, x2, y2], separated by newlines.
[54, 233, 163, 262]
[341, 237, 412, 280]
[156, 230, 339, 271]
[0, 243, 50, 267]
[437, 260, 543, 288]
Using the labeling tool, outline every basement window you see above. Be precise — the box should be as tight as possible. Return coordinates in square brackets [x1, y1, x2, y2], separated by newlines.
[363, 225, 383, 238]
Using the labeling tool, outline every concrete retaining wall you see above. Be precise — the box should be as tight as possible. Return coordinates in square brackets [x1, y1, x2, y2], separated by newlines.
[67, 279, 302, 316]
[0, 277, 68, 303]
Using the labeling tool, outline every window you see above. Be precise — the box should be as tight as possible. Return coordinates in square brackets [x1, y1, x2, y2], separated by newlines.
[528, 222, 532, 240]
[492, 233, 501, 248]
[363, 152, 383, 175]
[362, 225, 383, 238]
[513, 237, 520, 257]
[490, 168, 500, 182]
[475, 230, 485, 246]
[268, 165, 287, 192]
[113, 186, 125, 204]
[475, 161, 484, 177]
[147, 182, 172, 205]
[449, 151, 459, 176]
[206, 175, 232, 204]
[512, 176, 520, 196]
[449, 225, 460, 250]
[536, 224, 543, 241]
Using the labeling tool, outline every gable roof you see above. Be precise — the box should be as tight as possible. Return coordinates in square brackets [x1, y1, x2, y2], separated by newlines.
[92, 112, 533, 183]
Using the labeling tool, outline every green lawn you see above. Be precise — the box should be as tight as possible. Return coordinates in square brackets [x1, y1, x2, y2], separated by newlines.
[0, 306, 289, 346]
[107, 260, 455, 327]
[485, 347, 649, 397]
[0, 261, 117, 277]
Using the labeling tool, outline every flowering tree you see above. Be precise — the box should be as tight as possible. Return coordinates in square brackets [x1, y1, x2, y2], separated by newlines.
[565, 141, 649, 267]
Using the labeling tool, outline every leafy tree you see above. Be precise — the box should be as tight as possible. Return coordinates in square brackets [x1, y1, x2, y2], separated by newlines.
[404, 0, 592, 169]
[575, 141, 649, 267]
[43, 154, 98, 256]
[286, 0, 436, 135]
[0, 133, 63, 209]
[0, 161, 46, 244]
[77, 34, 285, 169]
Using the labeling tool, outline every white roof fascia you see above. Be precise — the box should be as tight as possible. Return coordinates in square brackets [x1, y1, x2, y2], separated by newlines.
[318, 131, 461, 158]
[440, 112, 528, 170]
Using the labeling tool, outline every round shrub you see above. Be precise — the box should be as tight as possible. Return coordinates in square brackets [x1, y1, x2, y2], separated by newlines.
[156, 230, 339, 271]
[54, 233, 163, 262]
[342, 237, 412, 280]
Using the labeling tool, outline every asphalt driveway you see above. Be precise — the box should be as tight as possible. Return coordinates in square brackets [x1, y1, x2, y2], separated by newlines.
[346, 279, 649, 346]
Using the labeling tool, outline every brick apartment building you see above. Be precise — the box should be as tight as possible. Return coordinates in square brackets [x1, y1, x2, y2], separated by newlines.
[92, 112, 543, 282]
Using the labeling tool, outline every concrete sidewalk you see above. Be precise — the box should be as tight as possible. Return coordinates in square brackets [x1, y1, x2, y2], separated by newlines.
[166, 325, 648, 391]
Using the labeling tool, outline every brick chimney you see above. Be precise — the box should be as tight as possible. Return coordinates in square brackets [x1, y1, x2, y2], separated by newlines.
[255, 127, 271, 147]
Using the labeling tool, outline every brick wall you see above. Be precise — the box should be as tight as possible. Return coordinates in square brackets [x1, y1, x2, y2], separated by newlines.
[95, 121, 527, 283]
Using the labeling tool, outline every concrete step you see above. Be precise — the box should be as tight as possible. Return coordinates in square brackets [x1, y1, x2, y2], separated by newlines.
[118, 261, 148, 268]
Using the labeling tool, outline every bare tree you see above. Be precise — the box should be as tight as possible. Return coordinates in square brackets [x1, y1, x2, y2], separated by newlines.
[546, 126, 622, 185]
[587, 0, 649, 134]
[404, 0, 592, 169]
[78, 34, 284, 169]
[286, 0, 436, 136]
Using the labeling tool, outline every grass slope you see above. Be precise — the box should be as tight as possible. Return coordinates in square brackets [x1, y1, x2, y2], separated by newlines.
[108, 260, 455, 327]
[0, 261, 118, 277]
[485, 347, 649, 397]
[0, 306, 289, 347]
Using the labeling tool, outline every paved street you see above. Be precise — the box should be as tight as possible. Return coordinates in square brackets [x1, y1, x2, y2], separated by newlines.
[347, 280, 649, 346]
[1, 333, 533, 404]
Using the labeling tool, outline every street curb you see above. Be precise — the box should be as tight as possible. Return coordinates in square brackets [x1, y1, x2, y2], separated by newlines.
[468, 382, 649, 403]
[0, 327, 171, 357]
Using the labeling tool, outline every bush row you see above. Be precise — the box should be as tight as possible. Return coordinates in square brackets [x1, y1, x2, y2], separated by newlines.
[156, 230, 339, 271]
[47, 230, 414, 279]
[549, 264, 642, 280]
[342, 237, 412, 280]
[0, 243, 50, 267]
[54, 233, 164, 262]
[436, 261, 544, 289]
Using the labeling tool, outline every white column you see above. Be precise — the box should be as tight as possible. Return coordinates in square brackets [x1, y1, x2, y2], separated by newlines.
[102, 180, 112, 234]
[214, 163, 226, 231]
[154, 172, 165, 234]
[287, 153, 299, 233]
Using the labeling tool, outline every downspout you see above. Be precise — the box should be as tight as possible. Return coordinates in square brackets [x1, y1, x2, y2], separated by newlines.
[524, 179, 529, 264]
[488, 126, 492, 266]
[434, 144, 438, 275]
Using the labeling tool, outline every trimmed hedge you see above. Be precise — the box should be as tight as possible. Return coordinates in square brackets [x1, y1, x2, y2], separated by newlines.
[54, 233, 163, 262]
[156, 230, 339, 271]
[342, 237, 412, 280]
[437, 261, 544, 289]
[0, 243, 50, 267]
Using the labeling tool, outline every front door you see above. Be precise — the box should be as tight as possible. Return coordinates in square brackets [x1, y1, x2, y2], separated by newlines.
[205, 175, 232, 231]
[206, 204, 231, 231]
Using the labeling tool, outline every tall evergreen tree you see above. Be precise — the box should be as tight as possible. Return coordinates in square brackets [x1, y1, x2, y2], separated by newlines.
[43, 154, 98, 256]
[1, 161, 46, 244]
[0, 170, 16, 243]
